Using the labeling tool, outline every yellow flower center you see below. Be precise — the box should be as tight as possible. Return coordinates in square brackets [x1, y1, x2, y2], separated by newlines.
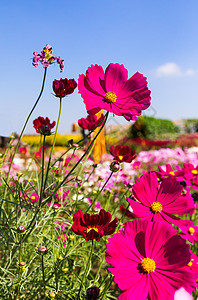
[187, 260, 193, 267]
[150, 202, 163, 213]
[44, 49, 52, 59]
[87, 226, 99, 233]
[57, 190, 62, 196]
[192, 170, 198, 175]
[188, 227, 195, 235]
[118, 155, 123, 161]
[31, 196, 35, 200]
[60, 234, 65, 241]
[104, 92, 117, 103]
[169, 171, 175, 175]
[141, 258, 156, 273]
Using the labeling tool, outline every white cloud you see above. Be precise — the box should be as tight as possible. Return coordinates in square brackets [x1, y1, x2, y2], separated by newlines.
[155, 62, 195, 77]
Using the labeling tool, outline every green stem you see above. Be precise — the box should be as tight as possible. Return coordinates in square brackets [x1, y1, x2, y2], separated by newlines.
[39, 135, 46, 207]
[100, 274, 114, 300]
[5, 68, 47, 196]
[51, 113, 106, 169]
[77, 240, 94, 299]
[115, 202, 130, 233]
[43, 112, 109, 205]
[41, 255, 46, 299]
[86, 171, 113, 213]
[43, 97, 62, 192]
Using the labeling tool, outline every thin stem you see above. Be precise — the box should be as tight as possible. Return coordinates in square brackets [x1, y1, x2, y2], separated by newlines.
[77, 240, 94, 299]
[41, 255, 46, 299]
[39, 135, 46, 207]
[86, 171, 113, 213]
[5, 68, 47, 193]
[43, 97, 62, 192]
[44, 112, 109, 205]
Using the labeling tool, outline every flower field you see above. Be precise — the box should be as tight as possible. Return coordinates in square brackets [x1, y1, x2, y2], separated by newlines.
[1, 45, 198, 300]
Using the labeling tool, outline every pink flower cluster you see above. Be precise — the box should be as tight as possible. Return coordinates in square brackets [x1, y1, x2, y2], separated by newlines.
[32, 44, 64, 72]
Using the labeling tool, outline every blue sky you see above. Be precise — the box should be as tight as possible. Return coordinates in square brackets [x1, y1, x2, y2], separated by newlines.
[1, 0, 198, 135]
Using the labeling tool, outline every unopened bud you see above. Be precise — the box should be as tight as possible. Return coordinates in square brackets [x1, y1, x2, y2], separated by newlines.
[86, 286, 100, 299]
[127, 182, 133, 189]
[110, 161, 120, 173]
[19, 261, 26, 267]
[49, 291, 56, 298]
[76, 176, 82, 183]
[72, 143, 79, 148]
[38, 246, 47, 255]
[17, 226, 26, 234]
[62, 267, 68, 273]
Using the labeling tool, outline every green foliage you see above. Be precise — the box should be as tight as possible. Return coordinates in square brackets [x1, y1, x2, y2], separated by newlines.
[183, 119, 198, 133]
[130, 116, 180, 139]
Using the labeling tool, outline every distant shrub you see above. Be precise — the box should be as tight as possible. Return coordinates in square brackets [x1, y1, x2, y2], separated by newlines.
[183, 119, 198, 133]
[130, 116, 180, 140]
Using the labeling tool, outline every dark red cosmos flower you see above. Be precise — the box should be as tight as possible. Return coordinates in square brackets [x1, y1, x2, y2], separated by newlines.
[71, 209, 118, 242]
[109, 145, 136, 163]
[53, 78, 77, 97]
[78, 114, 104, 130]
[33, 116, 56, 135]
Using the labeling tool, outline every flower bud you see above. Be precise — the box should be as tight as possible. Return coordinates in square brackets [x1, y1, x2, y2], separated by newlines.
[17, 226, 26, 234]
[19, 261, 26, 271]
[49, 291, 56, 298]
[110, 161, 120, 173]
[76, 176, 82, 183]
[127, 182, 133, 189]
[38, 246, 47, 255]
[62, 267, 69, 273]
[72, 143, 79, 148]
[86, 286, 100, 299]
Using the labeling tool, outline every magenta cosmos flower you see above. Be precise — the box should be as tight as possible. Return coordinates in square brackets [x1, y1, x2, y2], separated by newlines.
[106, 219, 196, 300]
[78, 63, 151, 120]
[178, 220, 198, 245]
[127, 172, 195, 225]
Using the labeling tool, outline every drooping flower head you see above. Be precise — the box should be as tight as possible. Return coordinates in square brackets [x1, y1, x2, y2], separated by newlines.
[110, 145, 136, 163]
[78, 63, 151, 120]
[53, 78, 77, 97]
[127, 172, 195, 225]
[33, 116, 56, 135]
[106, 219, 196, 300]
[78, 114, 104, 130]
[32, 44, 64, 72]
[71, 209, 118, 242]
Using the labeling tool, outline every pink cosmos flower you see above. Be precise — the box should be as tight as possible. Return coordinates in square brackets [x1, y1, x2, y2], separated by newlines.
[29, 192, 39, 203]
[78, 63, 151, 120]
[58, 232, 68, 247]
[183, 163, 198, 190]
[32, 44, 64, 72]
[127, 172, 195, 225]
[186, 251, 198, 288]
[106, 219, 196, 300]
[178, 220, 198, 245]
[157, 164, 184, 181]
